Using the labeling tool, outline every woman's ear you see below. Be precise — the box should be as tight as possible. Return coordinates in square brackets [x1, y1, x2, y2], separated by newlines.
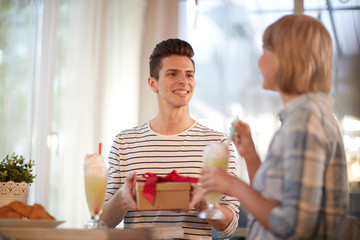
[148, 77, 158, 93]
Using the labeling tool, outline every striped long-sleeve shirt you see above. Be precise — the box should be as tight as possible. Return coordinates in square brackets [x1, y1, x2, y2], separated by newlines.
[247, 92, 349, 240]
[106, 121, 240, 240]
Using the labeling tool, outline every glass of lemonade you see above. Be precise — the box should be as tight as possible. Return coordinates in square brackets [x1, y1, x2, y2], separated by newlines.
[84, 152, 108, 229]
[198, 142, 229, 220]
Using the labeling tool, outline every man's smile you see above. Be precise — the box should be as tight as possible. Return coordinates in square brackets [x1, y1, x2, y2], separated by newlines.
[173, 90, 190, 95]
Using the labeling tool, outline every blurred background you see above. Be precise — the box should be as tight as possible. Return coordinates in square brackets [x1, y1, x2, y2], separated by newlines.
[0, 0, 359, 228]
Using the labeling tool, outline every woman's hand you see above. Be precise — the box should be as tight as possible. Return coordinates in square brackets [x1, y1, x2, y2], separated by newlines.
[199, 167, 235, 197]
[232, 120, 256, 158]
[232, 120, 261, 183]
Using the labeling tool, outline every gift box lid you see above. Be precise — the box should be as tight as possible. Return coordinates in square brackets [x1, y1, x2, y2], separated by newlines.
[136, 181, 190, 191]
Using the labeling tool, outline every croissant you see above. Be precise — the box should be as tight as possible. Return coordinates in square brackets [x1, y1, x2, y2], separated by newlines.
[8, 201, 33, 218]
[0, 205, 22, 219]
[0, 201, 55, 220]
[28, 204, 55, 220]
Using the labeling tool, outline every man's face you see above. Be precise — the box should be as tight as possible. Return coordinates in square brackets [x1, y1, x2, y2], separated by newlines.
[149, 55, 195, 109]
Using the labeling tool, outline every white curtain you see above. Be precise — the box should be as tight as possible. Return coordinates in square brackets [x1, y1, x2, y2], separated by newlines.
[0, 0, 146, 228]
[55, 0, 146, 227]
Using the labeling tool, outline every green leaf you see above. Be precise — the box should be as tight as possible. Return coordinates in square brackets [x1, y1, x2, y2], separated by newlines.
[0, 153, 36, 183]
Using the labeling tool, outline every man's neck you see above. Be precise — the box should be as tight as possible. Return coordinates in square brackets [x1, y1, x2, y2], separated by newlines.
[149, 107, 195, 135]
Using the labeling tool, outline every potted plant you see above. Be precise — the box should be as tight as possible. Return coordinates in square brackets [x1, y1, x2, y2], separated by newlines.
[0, 153, 36, 207]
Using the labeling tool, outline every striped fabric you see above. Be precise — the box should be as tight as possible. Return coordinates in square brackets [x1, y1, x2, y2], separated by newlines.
[247, 92, 349, 240]
[106, 122, 240, 240]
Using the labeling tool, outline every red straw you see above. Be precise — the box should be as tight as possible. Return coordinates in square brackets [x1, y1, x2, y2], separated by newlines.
[98, 142, 102, 155]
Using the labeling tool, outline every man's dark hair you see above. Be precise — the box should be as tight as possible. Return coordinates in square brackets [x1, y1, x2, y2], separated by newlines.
[149, 38, 195, 80]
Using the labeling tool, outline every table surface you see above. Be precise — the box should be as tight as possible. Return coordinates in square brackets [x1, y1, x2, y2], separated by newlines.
[0, 226, 184, 240]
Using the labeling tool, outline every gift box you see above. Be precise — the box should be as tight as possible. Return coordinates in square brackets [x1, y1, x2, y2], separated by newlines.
[135, 170, 198, 211]
[136, 181, 190, 210]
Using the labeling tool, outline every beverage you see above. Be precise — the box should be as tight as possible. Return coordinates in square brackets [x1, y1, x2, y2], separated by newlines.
[203, 143, 229, 204]
[198, 142, 229, 220]
[85, 169, 107, 216]
[84, 152, 108, 229]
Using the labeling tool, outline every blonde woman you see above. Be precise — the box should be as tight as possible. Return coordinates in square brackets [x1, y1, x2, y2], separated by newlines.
[200, 15, 349, 239]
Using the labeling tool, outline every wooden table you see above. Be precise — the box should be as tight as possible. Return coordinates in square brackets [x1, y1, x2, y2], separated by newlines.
[0, 227, 184, 240]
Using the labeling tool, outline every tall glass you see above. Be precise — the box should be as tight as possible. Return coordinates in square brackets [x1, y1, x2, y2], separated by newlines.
[198, 143, 229, 220]
[84, 153, 108, 229]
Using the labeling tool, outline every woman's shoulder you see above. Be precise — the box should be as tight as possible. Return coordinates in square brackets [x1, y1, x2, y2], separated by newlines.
[284, 94, 341, 141]
[283, 93, 332, 121]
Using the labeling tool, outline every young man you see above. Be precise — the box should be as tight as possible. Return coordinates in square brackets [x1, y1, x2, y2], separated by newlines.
[101, 38, 240, 239]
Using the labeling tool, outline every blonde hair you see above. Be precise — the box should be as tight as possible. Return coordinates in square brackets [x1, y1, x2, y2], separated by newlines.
[262, 15, 333, 94]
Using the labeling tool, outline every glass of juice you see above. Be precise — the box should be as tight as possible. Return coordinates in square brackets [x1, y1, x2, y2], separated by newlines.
[198, 142, 229, 220]
[84, 152, 108, 229]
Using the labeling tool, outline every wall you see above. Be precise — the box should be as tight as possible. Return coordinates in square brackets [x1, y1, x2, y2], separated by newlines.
[138, 0, 180, 124]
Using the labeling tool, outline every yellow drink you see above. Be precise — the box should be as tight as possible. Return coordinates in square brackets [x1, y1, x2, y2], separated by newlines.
[85, 173, 107, 216]
[202, 143, 229, 204]
[84, 152, 108, 228]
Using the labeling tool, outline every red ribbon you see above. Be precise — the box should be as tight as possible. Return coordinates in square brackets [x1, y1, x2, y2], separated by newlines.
[138, 170, 198, 205]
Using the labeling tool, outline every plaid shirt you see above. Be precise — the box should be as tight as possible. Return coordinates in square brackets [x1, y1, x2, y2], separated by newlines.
[247, 92, 349, 240]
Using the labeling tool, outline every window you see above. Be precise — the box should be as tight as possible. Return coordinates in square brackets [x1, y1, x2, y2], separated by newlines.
[179, 0, 360, 186]
[178, 1, 294, 181]
[304, 0, 360, 186]
[0, 0, 146, 227]
[0, 0, 40, 158]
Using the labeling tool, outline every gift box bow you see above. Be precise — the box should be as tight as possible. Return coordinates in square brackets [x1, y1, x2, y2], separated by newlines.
[138, 170, 198, 205]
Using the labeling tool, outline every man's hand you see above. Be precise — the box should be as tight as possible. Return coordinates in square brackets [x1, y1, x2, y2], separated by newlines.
[168, 183, 206, 213]
[120, 171, 138, 210]
[189, 183, 207, 213]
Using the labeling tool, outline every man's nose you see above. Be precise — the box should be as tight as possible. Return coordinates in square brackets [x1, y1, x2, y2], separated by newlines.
[178, 73, 188, 84]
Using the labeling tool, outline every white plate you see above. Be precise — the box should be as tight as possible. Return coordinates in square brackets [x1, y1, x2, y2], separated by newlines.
[0, 219, 65, 228]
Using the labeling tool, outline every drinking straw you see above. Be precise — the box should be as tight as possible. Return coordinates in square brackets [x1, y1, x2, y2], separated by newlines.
[225, 116, 239, 144]
[98, 142, 102, 155]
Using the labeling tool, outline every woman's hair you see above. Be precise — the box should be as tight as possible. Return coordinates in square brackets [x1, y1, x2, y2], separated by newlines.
[262, 14, 333, 94]
[149, 38, 195, 80]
